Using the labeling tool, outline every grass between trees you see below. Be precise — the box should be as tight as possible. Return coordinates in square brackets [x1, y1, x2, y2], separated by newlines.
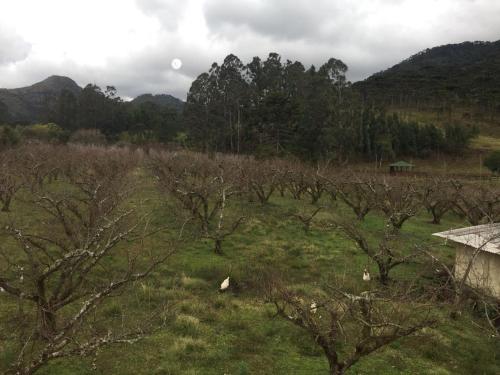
[0, 144, 499, 374]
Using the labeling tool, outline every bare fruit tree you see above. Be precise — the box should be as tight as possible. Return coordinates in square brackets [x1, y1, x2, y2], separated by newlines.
[453, 182, 500, 225]
[0, 146, 169, 375]
[150, 151, 244, 254]
[267, 280, 436, 375]
[303, 164, 329, 205]
[205, 171, 245, 254]
[372, 178, 421, 232]
[420, 178, 455, 224]
[285, 165, 308, 200]
[292, 206, 324, 234]
[244, 159, 278, 204]
[334, 219, 419, 284]
[0, 149, 24, 212]
[334, 174, 376, 221]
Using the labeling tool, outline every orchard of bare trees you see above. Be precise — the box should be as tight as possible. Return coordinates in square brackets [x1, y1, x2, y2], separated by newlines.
[1, 143, 499, 374]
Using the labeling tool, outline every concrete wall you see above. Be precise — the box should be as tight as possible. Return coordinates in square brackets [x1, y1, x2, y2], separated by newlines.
[455, 247, 500, 299]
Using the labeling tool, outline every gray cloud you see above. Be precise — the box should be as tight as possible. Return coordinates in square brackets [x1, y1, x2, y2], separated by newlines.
[204, 0, 343, 41]
[203, 0, 500, 81]
[0, 40, 215, 100]
[135, 0, 190, 31]
[0, 27, 31, 65]
[1, 0, 499, 99]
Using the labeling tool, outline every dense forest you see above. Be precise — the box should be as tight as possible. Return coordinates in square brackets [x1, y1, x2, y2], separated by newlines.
[183, 53, 478, 160]
[0, 51, 483, 161]
[0, 77, 183, 144]
[354, 41, 500, 121]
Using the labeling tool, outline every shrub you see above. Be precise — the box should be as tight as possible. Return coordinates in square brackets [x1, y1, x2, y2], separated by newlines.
[21, 123, 68, 143]
[69, 128, 107, 145]
[484, 150, 500, 174]
[0, 126, 20, 149]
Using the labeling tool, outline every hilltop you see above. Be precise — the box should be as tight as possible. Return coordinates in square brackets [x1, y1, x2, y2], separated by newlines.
[0, 76, 82, 123]
[0, 77, 185, 124]
[354, 40, 500, 108]
[131, 93, 184, 112]
[353, 40, 500, 139]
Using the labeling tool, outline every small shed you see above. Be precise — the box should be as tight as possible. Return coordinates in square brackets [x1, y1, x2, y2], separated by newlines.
[433, 223, 500, 299]
[389, 161, 414, 174]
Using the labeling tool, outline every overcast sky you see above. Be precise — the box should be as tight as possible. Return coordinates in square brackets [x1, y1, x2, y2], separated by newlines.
[0, 0, 499, 99]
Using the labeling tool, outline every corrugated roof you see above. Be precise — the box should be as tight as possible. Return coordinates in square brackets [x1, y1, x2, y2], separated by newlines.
[432, 223, 500, 255]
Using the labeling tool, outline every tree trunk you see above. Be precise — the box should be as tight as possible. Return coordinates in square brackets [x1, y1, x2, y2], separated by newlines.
[356, 208, 368, 221]
[377, 262, 390, 285]
[328, 357, 345, 375]
[1, 196, 12, 212]
[431, 214, 441, 225]
[39, 306, 57, 340]
[214, 238, 223, 255]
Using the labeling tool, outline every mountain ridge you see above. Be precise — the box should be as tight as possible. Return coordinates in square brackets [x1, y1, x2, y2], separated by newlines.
[0, 76, 82, 123]
[0, 76, 184, 124]
[353, 40, 500, 111]
[2, 40, 500, 126]
[131, 93, 184, 112]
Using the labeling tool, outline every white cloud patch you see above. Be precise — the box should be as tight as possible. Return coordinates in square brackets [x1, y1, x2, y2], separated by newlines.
[0, 26, 31, 65]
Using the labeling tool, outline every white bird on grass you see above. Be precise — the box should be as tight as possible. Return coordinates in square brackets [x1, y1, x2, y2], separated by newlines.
[0, 287, 4, 292]
[363, 268, 371, 281]
[220, 276, 230, 292]
[310, 301, 317, 314]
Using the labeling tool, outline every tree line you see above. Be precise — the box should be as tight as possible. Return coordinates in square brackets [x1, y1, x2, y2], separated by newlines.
[1, 53, 480, 161]
[184, 53, 478, 160]
[50, 84, 182, 143]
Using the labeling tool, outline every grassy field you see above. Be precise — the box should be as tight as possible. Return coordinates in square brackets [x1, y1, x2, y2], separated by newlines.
[472, 135, 500, 152]
[0, 169, 499, 375]
[388, 107, 500, 139]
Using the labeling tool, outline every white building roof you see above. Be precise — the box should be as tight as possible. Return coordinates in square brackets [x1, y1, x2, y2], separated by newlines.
[432, 223, 500, 255]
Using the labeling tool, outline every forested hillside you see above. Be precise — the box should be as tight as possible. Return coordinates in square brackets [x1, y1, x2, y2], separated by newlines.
[0, 80, 184, 143]
[131, 93, 184, 112]
[354, 41, 500, 127]
[1, 45, 492, 160]
[0, 76, 81, 123]
[183, 53, 478, 160]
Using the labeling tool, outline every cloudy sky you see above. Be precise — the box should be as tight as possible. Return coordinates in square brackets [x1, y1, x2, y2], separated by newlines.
[0, 0, 499, 99]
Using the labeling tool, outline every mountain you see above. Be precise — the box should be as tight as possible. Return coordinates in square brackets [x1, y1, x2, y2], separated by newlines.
[0, 76, 82, 123]
[131, 93, 184, 112]
[354, 40, 500, 113]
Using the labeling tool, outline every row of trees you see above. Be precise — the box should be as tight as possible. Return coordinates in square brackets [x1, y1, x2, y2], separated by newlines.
[147, 150, 499, 374]
[1, 145, 498, 374]
[148, 151, 500, 285]
[0, 144, 172, 374]
[1, 53, 482, 160]
[184, 53, 479, 160]
[52, 85, 182, 142]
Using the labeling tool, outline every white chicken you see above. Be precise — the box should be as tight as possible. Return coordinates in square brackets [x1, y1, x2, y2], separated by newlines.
[363, 269, 371, 281]
[310, 301, 317, 314]
[220, 276, 230, 292]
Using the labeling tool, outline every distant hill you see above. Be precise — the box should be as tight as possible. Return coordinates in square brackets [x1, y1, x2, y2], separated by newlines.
[0, 76, 82, 123]
[131, 94, 184, 112]
[354, 40, 500, 114]
[0, 77, 185, 124]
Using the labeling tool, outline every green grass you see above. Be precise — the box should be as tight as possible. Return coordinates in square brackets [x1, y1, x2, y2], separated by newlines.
[388, 106, 500, 138]
[472, 135, 500, 152]
[1, 173, 499, 375]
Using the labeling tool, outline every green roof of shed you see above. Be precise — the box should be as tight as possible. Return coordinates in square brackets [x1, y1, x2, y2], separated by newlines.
[389, 161, 414, 167]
